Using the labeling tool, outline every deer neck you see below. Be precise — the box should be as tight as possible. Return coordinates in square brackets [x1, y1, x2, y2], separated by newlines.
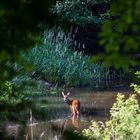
[64, 97, 72, 105]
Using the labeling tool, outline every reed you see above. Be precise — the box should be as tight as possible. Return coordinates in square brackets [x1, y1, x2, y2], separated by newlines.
[26, 28, 92, 87]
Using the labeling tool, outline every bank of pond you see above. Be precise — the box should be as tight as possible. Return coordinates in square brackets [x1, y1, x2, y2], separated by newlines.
[0, 87, 138, 140]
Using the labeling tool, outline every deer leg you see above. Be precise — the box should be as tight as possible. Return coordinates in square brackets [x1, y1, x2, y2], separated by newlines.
[74, 107, 79, 118]
[69, 106, 73, 117]
[71, 114, 78, 127]
[71, 106, 76, 117]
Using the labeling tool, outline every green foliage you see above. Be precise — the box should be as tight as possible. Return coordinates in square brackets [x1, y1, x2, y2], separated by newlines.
[0, 81, 23, 107]
[0, 80, 33, 121]
[95, 0, 140, 69]
[91, 63, 112, 88]
[0, 0, 56, 81]
[135, 71, 140, 78]
[130, 71, 140, 94]
[51, 0, 110, 26]
[82, 93, 140, 140]
[12, 73, 58, 96]
[0, 64, 48, 108]
[131, 83, 140, 94]
[0, 75, 50, 121]
[25, 28, 92, 87]
[82, 71, 140, 139]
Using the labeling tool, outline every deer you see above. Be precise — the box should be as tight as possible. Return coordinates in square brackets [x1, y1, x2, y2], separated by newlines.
[62, 92, 80, 118]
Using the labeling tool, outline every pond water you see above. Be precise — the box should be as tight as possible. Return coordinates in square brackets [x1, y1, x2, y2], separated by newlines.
[0, 88, 135, 140]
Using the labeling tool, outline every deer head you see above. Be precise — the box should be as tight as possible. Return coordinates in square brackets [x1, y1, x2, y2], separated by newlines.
[62, 91, 70, 100]
[62, 91, 80, 118]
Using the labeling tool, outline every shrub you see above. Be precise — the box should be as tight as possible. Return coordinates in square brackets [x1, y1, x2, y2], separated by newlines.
[82, 93, 140, 140]
[51, 0, 110, 26]
[130, 71, 140, 94]
[0, 81, 24, 108]
[0, 80, 31, 121]
[82, 71, 140, 139]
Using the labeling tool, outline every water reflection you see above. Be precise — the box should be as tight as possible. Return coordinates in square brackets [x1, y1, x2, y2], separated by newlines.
[0, 88, 133, 139]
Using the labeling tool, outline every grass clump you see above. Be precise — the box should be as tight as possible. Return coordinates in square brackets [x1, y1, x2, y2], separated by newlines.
[25, 28, 92, 87]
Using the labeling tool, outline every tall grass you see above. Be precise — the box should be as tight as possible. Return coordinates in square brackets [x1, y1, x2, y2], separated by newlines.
[24, 28, 125, 88]
[91, 63, 124, 89]
[25, 28, 92, 87]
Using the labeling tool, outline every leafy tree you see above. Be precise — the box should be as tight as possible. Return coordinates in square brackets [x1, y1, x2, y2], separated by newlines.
[0, 0, 56, 82]
[93, 0, 140, 69]
[51, 0, 110, 26]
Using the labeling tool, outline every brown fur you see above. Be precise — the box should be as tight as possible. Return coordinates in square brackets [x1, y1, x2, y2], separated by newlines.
[62, 92, 80, 117]
[70, 99, 80, 116]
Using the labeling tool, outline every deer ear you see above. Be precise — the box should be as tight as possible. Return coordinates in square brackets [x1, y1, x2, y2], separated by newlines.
[67, 92, 70, 96]
[62, 92, 65, 96]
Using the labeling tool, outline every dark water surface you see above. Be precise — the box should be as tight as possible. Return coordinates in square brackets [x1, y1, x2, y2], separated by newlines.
[0, 88, 136, 140]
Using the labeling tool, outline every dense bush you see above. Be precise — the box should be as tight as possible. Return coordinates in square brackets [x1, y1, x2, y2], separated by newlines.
[0, 81, 22, 107]
[0, 80, 34, 109]
[0, 68, 59, 121]
[82, 93, 140, 140]
[25, 28, 93, 87]
[131, 71, 140, 94]
[51, 0, 110, 26]
[0, 81, 31, 121]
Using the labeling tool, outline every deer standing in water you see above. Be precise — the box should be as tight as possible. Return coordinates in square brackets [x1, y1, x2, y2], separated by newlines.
[62, 92, 80, 118]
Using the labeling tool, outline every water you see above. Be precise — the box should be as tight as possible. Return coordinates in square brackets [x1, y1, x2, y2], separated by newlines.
[0, 88, 133, 140]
